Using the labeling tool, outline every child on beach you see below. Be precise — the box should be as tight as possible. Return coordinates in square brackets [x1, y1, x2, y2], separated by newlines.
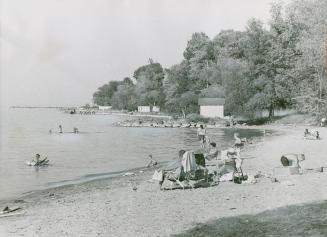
[234, 133, 243, 148]
[197, 125, 206, 148]
[147, 155, 158, 168]
[304, 129, 320, 140]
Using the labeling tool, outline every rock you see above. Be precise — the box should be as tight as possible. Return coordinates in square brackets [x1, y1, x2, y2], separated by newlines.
[14, 200, 26, 203]
[123, 172, 135, 176]
[271, 177, 278, 183]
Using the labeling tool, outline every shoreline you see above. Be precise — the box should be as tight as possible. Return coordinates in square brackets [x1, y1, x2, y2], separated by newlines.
[0, 125, 270, 203]
[1, 125, 327, 236]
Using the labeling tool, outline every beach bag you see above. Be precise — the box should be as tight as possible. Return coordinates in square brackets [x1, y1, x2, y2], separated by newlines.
[152, 170, 163, 181]
[281, 156, 290, 167]
[233, 173, 243, 184]
[186, 169, 207, 180]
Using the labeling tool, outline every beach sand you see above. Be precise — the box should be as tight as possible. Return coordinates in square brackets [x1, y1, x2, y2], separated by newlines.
[1, 125, 327, 237]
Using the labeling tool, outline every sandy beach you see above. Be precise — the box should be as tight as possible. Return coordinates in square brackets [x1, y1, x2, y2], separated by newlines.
[1, 125, 327, 237]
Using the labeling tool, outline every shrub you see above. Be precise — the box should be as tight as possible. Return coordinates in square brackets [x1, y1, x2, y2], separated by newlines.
[186, 113, 210, 123]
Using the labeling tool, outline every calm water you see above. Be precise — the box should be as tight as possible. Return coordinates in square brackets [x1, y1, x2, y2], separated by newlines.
[0, 108, 264, 200]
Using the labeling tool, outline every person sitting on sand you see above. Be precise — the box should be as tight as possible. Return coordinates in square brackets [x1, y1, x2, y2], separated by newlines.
[218, 148, 242, 176]
[147, 154, 158, 168]
[304, 128, 310, 137]
[304, 129, 320, 140]
[197, 125, 206, 148]
[204, 142, 219, 161]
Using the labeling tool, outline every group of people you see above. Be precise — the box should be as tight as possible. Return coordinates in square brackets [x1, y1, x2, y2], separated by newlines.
[197, 125, 245, 176]
[151, 124, 247, 188]
[304, 128, 320, 140]
[36, 125, 80, 166]
[49, 125, 79, 134]
[197, 124, 245, 153]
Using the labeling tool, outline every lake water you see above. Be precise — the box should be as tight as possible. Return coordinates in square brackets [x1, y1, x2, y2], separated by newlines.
[0, 108, 264, 200]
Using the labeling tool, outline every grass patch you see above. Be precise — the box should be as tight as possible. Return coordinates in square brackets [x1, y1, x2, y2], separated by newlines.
[174, 201, 327, 237]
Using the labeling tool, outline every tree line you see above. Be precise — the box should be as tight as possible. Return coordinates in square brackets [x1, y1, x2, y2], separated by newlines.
[93, 0, 327, 119]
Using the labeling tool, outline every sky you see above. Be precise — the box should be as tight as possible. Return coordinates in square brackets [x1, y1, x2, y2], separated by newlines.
[1, 0, 289, 107]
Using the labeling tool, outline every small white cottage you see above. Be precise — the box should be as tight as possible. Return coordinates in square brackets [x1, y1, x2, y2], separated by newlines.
[152, 106, 160, 113]
[98, 106, 112, 113]
[138, 106, 151, 113]
[198, 98, 225, 118]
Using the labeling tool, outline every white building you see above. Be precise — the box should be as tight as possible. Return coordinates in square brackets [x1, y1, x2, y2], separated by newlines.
[98, 106, 112, 113]
[138, 106, 151, 113]
[199, 98, 225, 118]
[152, 106, 160, 112]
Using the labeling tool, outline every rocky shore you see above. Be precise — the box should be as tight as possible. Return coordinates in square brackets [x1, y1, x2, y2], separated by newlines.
[113, 117, 242, 128]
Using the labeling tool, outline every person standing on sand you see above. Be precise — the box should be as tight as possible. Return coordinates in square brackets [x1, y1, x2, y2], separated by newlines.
[59, 125, 63, 133]
[197, 125, 206, 148]
[234, 133, 244, 148]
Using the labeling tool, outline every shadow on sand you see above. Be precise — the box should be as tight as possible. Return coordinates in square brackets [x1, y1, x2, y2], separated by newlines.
[174, 200, 327, 237]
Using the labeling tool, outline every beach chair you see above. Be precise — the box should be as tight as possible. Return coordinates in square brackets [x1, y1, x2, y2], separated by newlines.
[161, 151, 217, 190]
[217, 148, 246, 183]
[195, 152, 220, 186]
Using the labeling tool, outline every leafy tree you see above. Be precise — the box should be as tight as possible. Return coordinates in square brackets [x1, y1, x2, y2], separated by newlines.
[184, 32, 214, 90]
[288, 0, 327, 116]
[92, 0, 327, 120]
[165, 91, 199, 118]
[93, 81, 121, 106]
[212, 30, 246, 60]
[134, 60, 165, 107]
[164, 61, 201, 116]
[111, 82, 137, 111]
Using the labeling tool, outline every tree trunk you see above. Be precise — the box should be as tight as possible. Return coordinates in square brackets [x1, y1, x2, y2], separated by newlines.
[181, 109, 186, 119]
[268, 104, 274, 119]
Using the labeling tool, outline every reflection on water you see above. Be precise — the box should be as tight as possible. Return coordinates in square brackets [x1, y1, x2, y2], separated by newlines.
[0, 108, 264, 200]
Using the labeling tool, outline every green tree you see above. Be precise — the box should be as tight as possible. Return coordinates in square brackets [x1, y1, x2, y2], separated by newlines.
[184, 32, 214, 90]
[93, 81, 121, 106]
[134, 60, 165, 107]
[111, 82, 137, 111]
[288, 0, 327, 116]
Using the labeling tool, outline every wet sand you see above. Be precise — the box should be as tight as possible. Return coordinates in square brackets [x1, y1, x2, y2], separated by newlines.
[1, 125, 327, 237]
